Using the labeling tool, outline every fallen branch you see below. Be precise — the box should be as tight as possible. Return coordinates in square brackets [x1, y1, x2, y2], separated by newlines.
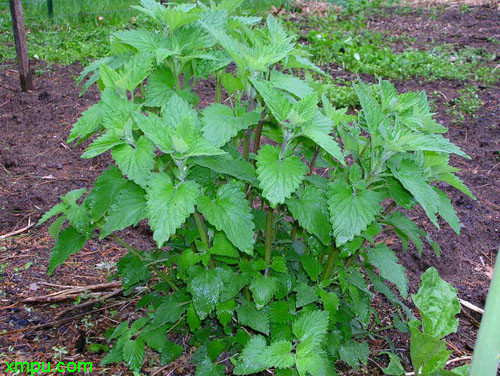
[54, 288, 123, 319]
[21, 281, 122, 303]
[0, 221, 34, 240]
[459, 298, 484, 315]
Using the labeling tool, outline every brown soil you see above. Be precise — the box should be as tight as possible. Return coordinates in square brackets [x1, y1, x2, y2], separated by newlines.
[1, 5, 499, 375]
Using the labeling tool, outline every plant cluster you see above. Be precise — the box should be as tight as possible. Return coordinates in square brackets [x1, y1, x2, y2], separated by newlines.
[41, 1, 474, 374]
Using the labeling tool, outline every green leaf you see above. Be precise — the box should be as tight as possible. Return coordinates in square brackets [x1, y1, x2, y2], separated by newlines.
[256, 145, 307, 208]
[389, 159, 440, 227]
[387, 211, 424, 254]
[264, 340, 294, 369]
[412, 268, 460, 339]
[249, 274, 278, 309]
[295, 342, 330, 376]
[117, 253, 151, 290]
[146, 174, 199, 247]
[112, 136, 156, 188]
[382, 353, 405, 375]
[300, 255, 323, 281]
[409, 320, 451, 375]
[216, 299, 236, 326]
[67, 103, 103, 144]
[134, 112, 173, 153]
[250, 78, 291, 124]
[295, 283, 318, 307]
[338, 341, 369, 370]
[48, 227, 86, 275]
[368, 244, 408, 298]
[187, 268, 224, 320]
[39, 203, 66, 225]
[233, 335, 269, 375]
[202, 104, 260, 147]
[150, 295, 187, 328]
[85, 167, 129, 221]
[193, 155, 258, 186]
[434, 188, 461, 234]
[123, 339, 145, 372]
[195, 356, 226, 376]
[287, 186, 331, 245]
[270, 71, 314, 98]
[144, 67, 175, 107]
[197, 183, 255, 254]
[302, 113, 344, 164]
[319, 290, 339, 320]
[327, 180, 382, 245]
[292, 310, 329, 345]
[209, 233, 239, 258]
[187, 303, 201, 332]
[236, 301, 269, 335]
[101, 183, 147, 238]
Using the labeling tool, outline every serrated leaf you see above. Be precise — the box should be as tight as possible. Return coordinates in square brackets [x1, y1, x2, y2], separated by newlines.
[412, 268, 460, 339]
[233, 335, 269, 375]
[101, 183, 147, 238]
[368, 244, 408, 298]
[302, 113, 344, 164]
[112, 136, 155, 188]
[295, 283, 318, 307]
[295, 342, 329, 376]
[187, 268, 224, 320]
[236, 301, 269, 335]
[387, 211, 424, 253]
[134, 112, 173, 153]
[85, 167, 129, 221]
[195, 356, 226, 376]
[198, 183, 255, 254]
[434, 188, 461, 234]
[256, 145, 307, 208]
[249, 274, 278, 309]
[287, 186, 331, 245]
[250, 78, 291, 124]
[292, 310, 329, 345]
[216, 299, 236, 326]
[202, 104, 260, 147]
[209, 233, 239, 258]
[327, 180, 382, 245]
[39, 202, 66, 225]
[187, 303, 201, 332]
[67, 103, 103, 144]
[123, 339, 145, 371]
[146, 174, 199, 247]
[48, 227, 86, 275]
[117, 253, 151, 290]
[264, 340, 294, 369]
[150, 295, 187, 328]
[319, 290, 339, 319]
[338, 341, 369, 370]
[270, 71, 314, 98]
[193, 155, 258, 186]
[389, 159, 440, 227]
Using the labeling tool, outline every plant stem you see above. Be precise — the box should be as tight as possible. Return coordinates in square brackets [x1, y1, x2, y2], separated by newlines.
[111, 235, 178, 291]
[252, 118, 265, 156]
[308, 146, 319, 175]
[193, 210, 216, 268]
[215, 71, 222, 104]
[264, 207, 274, 271]
[290, 222, 297, 241]
[243, 129, 251, 161]
[321, 243, 339, 282]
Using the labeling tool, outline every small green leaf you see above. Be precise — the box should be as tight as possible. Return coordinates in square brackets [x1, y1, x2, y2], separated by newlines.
[117, 253, 151, 290]
[368, 244, 408, 298]
[264, 340, 294, 369]
[292, 309, 329, 345]
[236, 301, 269, 335]
[48, 227, 86, 275]
[112, 136, 156, 188]
[233, 335, 269, 375]
[338, 340, 369, 370]
[295, 283, 318, 307]
[150, 295, 186, 328]
[409, 320, 451, 374]
[123, 339, 145, 372]
[216, 299, 236, 327]
[249, 274, 278, 309]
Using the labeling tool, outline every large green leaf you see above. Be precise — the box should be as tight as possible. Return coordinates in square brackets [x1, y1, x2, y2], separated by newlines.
[368, 244, 408, 298]
[112, 136, 156, 188]
[249, 78, 291, 124]
[134, 112, 173, 153]
[197, 183, 255, 254]
[233, 335, 269, 375]
[236, 301, 269, 335]
[48, 227, 86, 275]
[292, 310, 329, 346]
[412, 268, 460, 339]
[101, 183, 147, 238]
[302, 112, 344, 164]
[286, 186, 331, 245]
[146, 174, 200, 247]
[256, 145, 307, 208]
[202, 104, 260, 147]
[409, 321, 451, 375]
[122, 339, 145, 372]
[264, 340, 294, 369]
[187, 268, 224, 320]
[327, 180, 382, 245]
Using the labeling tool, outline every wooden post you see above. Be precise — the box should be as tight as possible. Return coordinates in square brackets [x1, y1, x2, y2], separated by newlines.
[47, 0, 54, 18]
[9, 0, 33, 92]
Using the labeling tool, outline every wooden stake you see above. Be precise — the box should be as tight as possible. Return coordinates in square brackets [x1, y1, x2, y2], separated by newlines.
[9, 0, 33, 92]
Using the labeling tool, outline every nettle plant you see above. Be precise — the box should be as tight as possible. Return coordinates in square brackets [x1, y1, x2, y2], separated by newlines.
[40, 1, 474, 375]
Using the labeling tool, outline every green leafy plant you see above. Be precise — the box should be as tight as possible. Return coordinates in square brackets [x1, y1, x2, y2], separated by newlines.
[40, 1, 474, 374]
